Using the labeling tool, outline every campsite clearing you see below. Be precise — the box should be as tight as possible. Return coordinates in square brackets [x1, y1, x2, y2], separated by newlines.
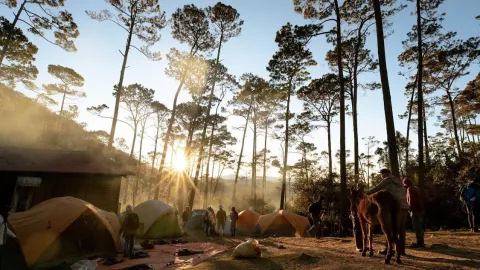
[191, 231, 480, 269]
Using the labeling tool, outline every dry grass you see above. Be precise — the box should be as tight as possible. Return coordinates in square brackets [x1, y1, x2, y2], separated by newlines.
[188, 230, 480, 269]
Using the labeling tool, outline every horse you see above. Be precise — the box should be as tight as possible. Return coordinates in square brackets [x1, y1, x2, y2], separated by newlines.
[349, 186, 402, 264]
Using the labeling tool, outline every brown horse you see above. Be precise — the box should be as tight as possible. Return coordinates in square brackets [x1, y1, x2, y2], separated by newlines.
[349, 187, 402, 264]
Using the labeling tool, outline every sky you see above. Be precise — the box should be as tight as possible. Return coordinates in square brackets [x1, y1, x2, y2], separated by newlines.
[1, 0, 479, 178]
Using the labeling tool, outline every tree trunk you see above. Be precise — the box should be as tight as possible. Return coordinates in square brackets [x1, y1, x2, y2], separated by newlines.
[280, 85, 292, 210]
[189, 33, 224, 210]
[108, 18, 135, 149]
[333, 0, 347, 232]
[352, 21, 365, 185]
[372, 0, 400, 177]
[252, 108, 257, 210]
[203, 94, 223, 210]
[133, 122, 146, 206]
[416, 0, 425, 192]
[405, 73, 418, 171]
[0, 0, 27, 66]
[262, 120, 268, 213]
[446, 89, 463, 159]
[327, 121, 333, 189]
[123, 177, 129, 204]
[423, 104, 431, 167]
[129, 123, 138, 159]
[232, 103, 252, 204]
[59, 91, 67, 117]
[149, 121, 160, 199]
[153, 75, 187, 200]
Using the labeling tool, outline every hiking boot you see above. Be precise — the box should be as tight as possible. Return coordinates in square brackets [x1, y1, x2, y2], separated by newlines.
[409, 243, 425, 249]
[356, 248, 362, 253]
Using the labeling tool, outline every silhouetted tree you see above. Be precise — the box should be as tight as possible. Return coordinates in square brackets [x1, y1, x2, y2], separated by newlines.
[297, 74, 339, 188]
[87, 0, 166, 149]
[43, 65, 85, 117]
[0, 0, 79, 67]
[190, 2, 243, 209]
[268, 23, 316, 209]
[371, 0, 400, 177]
[155, 4, 214, 200]
[0, 17, 38, 90]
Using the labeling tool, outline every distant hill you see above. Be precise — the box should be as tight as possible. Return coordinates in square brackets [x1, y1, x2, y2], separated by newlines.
[0, 84, 130, 164]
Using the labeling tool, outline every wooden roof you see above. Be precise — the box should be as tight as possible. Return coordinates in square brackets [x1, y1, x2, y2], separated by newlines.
[0, 147, 132, 176]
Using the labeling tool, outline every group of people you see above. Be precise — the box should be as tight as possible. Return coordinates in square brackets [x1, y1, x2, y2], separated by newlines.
[181, 205, 239, 237]
[203, 205, 239, 237]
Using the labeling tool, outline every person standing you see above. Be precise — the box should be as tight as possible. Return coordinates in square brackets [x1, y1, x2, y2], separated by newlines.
[366, 169, 409, 256]
[120, 205, 139, 257]
[403, 177, 425, 248]
[0, 206, 16, 269]
[216, 205, 227, 237]
[181, 206, 191, 227]
[460, 177, 480, 232]
[230, 207, 239, 237]
[205, 206, 216, 237]
[308, 196, 324, 238]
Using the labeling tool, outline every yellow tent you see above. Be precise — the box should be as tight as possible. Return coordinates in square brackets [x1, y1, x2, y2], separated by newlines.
[236, 209, 260, 235]
[8, 197, 120, 268]
[257, 210, 309, 237]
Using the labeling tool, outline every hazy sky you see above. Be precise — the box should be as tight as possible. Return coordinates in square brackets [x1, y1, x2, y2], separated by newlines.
[2, 0, 479, 178]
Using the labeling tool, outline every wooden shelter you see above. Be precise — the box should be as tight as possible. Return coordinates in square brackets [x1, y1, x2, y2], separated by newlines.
[0, 147, 132, 213]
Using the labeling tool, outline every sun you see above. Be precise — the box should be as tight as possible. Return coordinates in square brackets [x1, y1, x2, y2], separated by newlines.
[172, 154, 188, 172]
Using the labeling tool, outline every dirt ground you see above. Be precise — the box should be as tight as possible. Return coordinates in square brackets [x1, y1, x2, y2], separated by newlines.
[186, 230, 480, 269]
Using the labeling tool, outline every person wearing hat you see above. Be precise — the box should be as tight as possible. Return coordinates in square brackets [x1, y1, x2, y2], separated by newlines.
[366, 168, 409, 256]
[216, 205, 227, 237]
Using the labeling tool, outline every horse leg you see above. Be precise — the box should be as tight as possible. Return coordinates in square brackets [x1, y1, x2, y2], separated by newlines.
[396, 210, 407, 264]
[380, 216, 393, 264]
[368, 225, 374, 257]
[359, 220, 368, 257]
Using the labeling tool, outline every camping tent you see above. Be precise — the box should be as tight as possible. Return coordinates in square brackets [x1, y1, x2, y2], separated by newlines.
[256, 210, 309, 237]
[134, 200, 182, 239]
[8, 197, 119, 268]
[186, 209, 207, 230]
[236, 210, 260, 236]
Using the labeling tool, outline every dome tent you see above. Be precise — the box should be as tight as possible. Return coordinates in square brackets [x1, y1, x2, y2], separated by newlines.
[255, 210, 309, 237]
[134, 200, 182, 239]
[8, 197, 119, 268]
[236, 209, 260, 236]
[186, 209, 207, 230]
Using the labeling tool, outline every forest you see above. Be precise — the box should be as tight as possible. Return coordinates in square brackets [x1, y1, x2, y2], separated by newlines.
[0, 0, 479, 230]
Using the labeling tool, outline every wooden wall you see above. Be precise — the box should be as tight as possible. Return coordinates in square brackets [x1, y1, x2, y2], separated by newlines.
[0, 172, 122, 213]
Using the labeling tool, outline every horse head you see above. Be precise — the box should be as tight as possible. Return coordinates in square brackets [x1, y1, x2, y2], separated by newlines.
[349, 186, 365, 212]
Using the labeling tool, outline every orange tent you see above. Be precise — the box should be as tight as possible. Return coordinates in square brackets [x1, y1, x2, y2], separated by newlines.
[236, 209, 260, 235]
[257, 210, 309, 237]
[8, 197, 120, 268]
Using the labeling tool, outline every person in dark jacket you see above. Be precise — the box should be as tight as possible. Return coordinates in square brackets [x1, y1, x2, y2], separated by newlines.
[230, 207, 239, 237]
[403, 177, 425, 248]
[308, 196, 324, 238]
[216, 205, 227, 237]
[181, 206, 191, 227]
[120, 205, 139, 257]
[461, 177, 480, 232]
